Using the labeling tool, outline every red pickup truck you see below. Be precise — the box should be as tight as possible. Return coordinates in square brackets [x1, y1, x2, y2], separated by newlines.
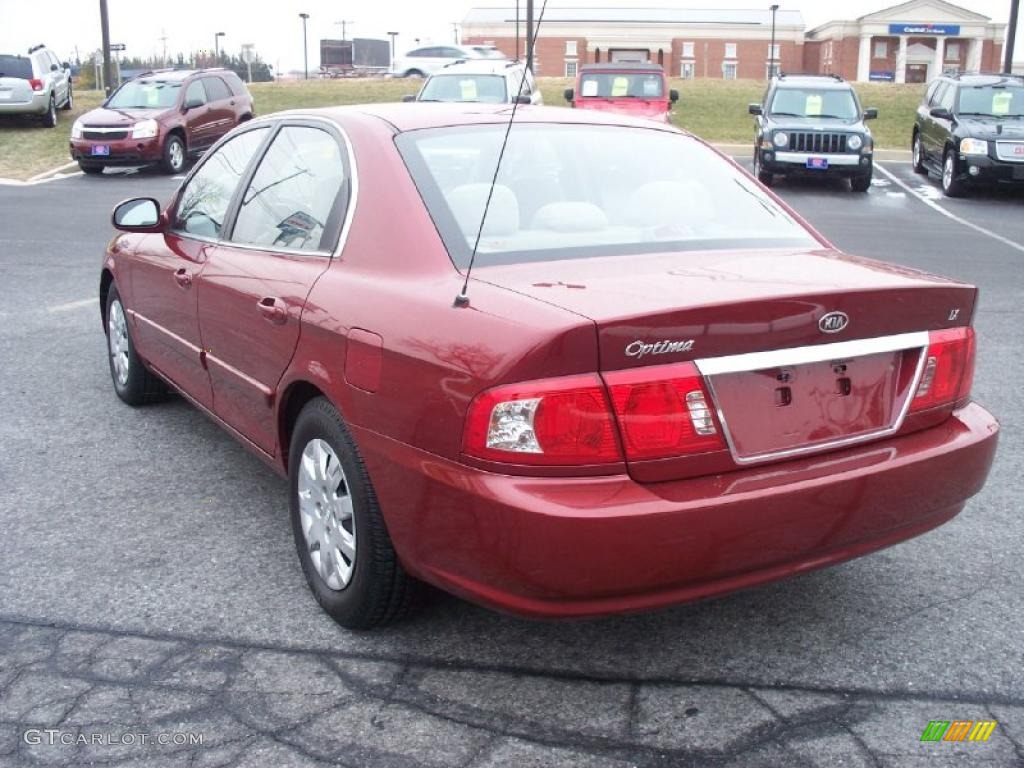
[565, 62, 678, 122]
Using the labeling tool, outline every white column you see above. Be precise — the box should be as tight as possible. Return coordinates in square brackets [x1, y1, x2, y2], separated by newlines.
[857, 34, 872, 82]
[933, 37, 945, 80]
[895, 36, 908, 83]
[967, 37, 983, 72]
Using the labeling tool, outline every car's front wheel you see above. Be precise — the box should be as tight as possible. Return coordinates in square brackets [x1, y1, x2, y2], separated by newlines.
[41, 95, 57, 128]
[912, 133, 927, 174]
[289, 397, 418, 629]
[160, 134, 186, 174]
[941, 149, 966, 197]
[79, 162, 103, 175]
[851, 171, 872, 193]
[753, 149, 774, 186]
[104, 286, 169, 405]
[61, 82, 73, 110]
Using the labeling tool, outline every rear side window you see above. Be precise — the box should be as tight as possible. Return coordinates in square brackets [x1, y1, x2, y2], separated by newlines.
[0, 55, 33, 79]
[173, 128, 268, 238]
[203, 76, 231, 101]
[230, 126, 349, 252]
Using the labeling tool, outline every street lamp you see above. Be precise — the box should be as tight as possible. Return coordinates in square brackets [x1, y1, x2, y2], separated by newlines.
[299, 13, 310, 79]
[769, 4, 779, 78]
[387, 32, 398, 72]
[214, 31, 225, 63]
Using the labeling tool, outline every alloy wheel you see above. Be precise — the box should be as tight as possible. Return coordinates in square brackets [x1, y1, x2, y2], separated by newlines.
[169, 141, 184, 172]
[913, 137, 921, 168]
[107, 299, 130, 387]
[297, 438, 356, 590]
[943, 154, 953, 191]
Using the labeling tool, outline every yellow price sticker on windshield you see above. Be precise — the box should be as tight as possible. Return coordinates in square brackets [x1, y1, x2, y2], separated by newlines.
[145, 86, 160, 107]
[805, 94, 823, 116]
[992, 91, 1012, 115]
[459, 79, 478, 101]
[612, 77, 629, 97]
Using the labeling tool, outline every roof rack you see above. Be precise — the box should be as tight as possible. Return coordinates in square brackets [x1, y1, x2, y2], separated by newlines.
[27, 43, 46, 54]
[951, 70, 1023, 80]
[777, 72, 844, 81]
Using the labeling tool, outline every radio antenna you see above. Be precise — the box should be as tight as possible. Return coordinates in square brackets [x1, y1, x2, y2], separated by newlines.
[454, 0, 548, 308]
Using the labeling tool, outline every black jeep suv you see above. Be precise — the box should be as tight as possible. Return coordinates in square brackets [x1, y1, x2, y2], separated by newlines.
[749, 74, 877, 192]
[912, 73, 1024, 197]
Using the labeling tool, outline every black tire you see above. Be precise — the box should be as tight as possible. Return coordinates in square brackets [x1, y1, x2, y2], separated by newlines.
[61, 82, 73, 110]
[911, 132, 927, 174]
[405, 69, 425, 78]
[941, 148, 966, 198]
[41, 95, 57, 128]
[104, 285, 169, 405]
[160, 133, 186, 174]
[753, 149, 774, 186]
[79, 163, 103, 175]
[851, 172, 872, 193]
[289, 397, 418, 629]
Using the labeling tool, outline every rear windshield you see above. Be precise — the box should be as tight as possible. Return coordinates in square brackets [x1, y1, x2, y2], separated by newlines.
[579, 72, 664, 99]
[106, 79, 181, 109]
[396, 124, 817, 268]
[0, 55, 33, 79]
[957, 84, 1024, 117]
[420, 74, 507, 103]
[769, 87, 859, 119]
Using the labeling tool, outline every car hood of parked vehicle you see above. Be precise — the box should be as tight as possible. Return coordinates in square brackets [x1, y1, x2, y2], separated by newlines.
[78, 106, 166, 126]
[575, 97, 669, 120]
[956, 116, 1024, 140]
[475, 246, 975, 368]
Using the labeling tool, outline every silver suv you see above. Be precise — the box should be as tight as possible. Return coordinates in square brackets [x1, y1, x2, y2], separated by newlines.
[408, 60, 542, 105]
[0, 44, 73, 128]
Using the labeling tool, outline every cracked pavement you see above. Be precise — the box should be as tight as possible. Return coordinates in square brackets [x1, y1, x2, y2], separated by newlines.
[1, 163, 1022, 767]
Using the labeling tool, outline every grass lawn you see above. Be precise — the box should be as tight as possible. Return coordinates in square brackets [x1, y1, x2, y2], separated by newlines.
[0, 77, 924, 181]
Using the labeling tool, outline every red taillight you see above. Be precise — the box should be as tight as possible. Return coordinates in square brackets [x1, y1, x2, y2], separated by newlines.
[604, 362, 725, 460]
[29, 78, 44, 91]
[463, 374, 622, 465]
[910, 327, 975, 413]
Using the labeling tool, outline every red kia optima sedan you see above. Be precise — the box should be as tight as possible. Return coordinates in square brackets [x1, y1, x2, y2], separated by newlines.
[100, 104, 998, 629]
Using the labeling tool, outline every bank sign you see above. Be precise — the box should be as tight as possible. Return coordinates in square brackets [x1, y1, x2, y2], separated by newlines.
[888, 23, 961, 35]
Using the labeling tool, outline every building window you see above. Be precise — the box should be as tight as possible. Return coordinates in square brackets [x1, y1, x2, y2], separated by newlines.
[874, 40, 887, 58]
[724, 43, 737, 59]
[565, 60, 577, 78]
[681, 61, 695, 79]
[723, 61, 737, 80]
[946, 42, 960, 61]
[766, 62, 780, 78]
[682, 41, 694, 58]
[767, 43, 780, 60]
[565, 40, 577, 56]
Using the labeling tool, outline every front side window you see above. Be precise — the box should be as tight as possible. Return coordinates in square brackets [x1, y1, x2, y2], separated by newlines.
[173, 128, 268, 238]
[420, 74, 507, 103]
[184, 79, 207, 107]
[231, 126, 348, 251]
[957, 83, 1024, 117]
[106, 79, 182, 109]
[396, 124, 817, 269]
[579, 72, 664, 98]
[769, 87, 858, 119]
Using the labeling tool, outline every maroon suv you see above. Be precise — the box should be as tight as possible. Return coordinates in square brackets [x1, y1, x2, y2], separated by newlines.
[70, 68, 253, 175]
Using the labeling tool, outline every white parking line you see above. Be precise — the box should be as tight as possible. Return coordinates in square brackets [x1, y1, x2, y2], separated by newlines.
[47, 298, 95, 314]
[875, 163, 1024, 256]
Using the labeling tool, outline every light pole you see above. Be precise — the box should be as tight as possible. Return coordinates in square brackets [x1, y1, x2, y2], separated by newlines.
[1005, 0, 1019, 74]
[214, 31, 225, 63]
[99, 0, 113, 94]
[387, 32, 398, 72]
[769, 4, 779, 78]
[299, 13, 310, 79]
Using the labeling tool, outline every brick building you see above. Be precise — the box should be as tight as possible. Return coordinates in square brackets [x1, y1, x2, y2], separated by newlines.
[461, 1, 1006, 82]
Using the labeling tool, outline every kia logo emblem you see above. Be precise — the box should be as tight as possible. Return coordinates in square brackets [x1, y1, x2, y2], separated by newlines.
[819, 311, 849, 334]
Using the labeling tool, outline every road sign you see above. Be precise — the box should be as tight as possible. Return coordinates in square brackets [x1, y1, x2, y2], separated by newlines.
[241, 44, 255, 64]
[110, 43, 126, 52]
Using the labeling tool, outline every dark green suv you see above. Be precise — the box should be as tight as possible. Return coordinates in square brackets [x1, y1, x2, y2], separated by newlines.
[912, 73, 1024, 197]
[749, 74, 877, 192]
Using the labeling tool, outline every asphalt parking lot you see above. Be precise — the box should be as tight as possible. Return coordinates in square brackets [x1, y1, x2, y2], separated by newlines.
[0, 160, 1022, 768]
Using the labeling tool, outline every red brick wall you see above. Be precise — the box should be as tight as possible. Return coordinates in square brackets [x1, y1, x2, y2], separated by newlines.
[981, 40, 1002, 71]
[869, 36, 898, 75]
[803, 40, 822, 73]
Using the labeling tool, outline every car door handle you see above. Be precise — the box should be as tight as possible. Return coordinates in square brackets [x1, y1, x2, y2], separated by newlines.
[257, 297, 287, 325]
[174, 268, 192, 288]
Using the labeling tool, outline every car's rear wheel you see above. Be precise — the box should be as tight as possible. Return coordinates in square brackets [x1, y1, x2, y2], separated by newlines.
[79, 163, 104, 175]
[851, 172, 872, 193]
[941, 149, 965, 197]
[912, 133, 927, 174]
[61, 83, 73, 110]
[41, 95, 57, 128]
[753, 149, 774, 186]
[289, 397, 418, 629]
[104, 286, 169, 405]
[161, 134, 186, 174]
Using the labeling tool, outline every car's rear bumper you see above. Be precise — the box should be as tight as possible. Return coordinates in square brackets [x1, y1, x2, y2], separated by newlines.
[69, 136, 163, 166]
[353, 402, 998, 619]
[958, 154, 1024, 185]
[0, 92, 48, 115]
[762, 149, 873, 176]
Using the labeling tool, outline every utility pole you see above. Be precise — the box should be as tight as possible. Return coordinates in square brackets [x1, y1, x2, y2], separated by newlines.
[98, 0, 113, 95]
[299, 13, 310, 79]
[1005, 0, 1019, 73]
[769, 4, 780, 78]
[336, 20, 354, 41]
[159, 29, 168, 67]
[526, 0, 534, 72]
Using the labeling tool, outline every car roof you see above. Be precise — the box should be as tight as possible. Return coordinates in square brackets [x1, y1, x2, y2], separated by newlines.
[263, 103, 683, 135]
[129, 68, 232, 82]
[432, 60, 523, 76]
[579, 62, 664, 73]
[948, 74, 1023, 86]
[773, 77, 851, 90]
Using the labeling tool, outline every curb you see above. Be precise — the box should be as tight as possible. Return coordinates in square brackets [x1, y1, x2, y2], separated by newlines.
[27, 160, 78, 181]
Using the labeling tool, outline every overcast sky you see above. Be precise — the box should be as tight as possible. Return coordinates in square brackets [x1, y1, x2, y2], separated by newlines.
[1, 0, 1020, 72]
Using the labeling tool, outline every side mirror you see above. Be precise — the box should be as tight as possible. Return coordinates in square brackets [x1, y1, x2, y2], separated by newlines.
[563, 87, 574, 103]
[514, 94, 532, 104]
[930, 106, 953, 121]
[863, 107, 878, 120]
[669, 89, 679, 104]
[112, 198, 163, 232]
[50, 63, 59, 71]
[748, 103, 763, 115]
[183, 98, 204, 111]
[401, 94, 416, 102]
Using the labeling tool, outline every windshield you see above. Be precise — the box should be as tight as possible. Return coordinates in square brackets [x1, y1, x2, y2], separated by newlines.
[106, 79, 181, 109]
[419, 74, 507, 103]
[957, 84, 1024, 117]
[0, 55, 33, 79]
[769, 87, 859, 119]
[579, 72, 665, 99]
[396, 124, 817, 268]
